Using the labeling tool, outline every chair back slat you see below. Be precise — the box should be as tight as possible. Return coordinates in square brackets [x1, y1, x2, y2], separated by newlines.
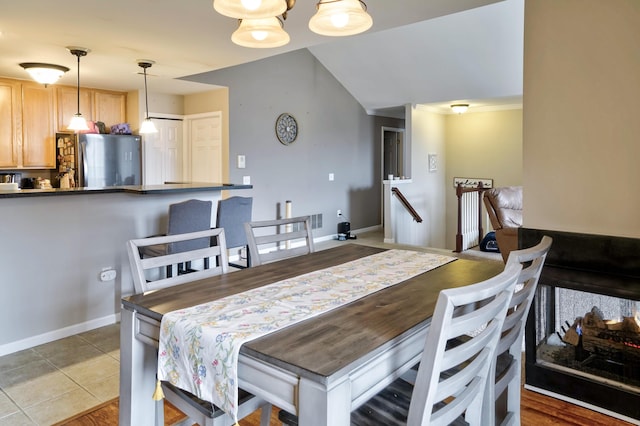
[485, 235, 552, 425]
[406, 262, 521, 426]
[128, 228, 229, 294]
[244, 216, 314, 266]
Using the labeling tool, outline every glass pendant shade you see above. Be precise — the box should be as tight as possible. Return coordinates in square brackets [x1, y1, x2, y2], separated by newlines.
[309, 0, 373, 36]
[140, 118, 158, 134]
[214, 0, 287, 19]
[232, 17, 290, 48]
[68, 114, 89, 131]
[19, 63, 69, 86]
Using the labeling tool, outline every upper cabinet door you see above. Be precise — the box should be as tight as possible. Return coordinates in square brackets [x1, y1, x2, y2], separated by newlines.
[22, 83, 56, 168]
[56, 86, 92, 132]
[0, 79, 20, 168]
[93, 91, 126, 130]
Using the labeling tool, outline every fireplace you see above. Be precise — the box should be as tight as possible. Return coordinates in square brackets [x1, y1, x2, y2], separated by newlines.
[520, 228, 640, 423]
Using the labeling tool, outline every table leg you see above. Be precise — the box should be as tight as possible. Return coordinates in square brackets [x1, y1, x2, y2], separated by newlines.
[119, 307, 158, 426]
[298, 376, 351, 425]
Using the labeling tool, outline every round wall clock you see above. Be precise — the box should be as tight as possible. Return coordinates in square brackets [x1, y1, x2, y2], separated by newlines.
[275, 113, 298, 145]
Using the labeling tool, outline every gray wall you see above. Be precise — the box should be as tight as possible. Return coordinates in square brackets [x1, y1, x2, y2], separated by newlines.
[187, 49, 404, 236]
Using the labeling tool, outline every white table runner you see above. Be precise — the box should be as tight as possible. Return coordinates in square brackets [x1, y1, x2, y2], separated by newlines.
[157, 249, 455, 422]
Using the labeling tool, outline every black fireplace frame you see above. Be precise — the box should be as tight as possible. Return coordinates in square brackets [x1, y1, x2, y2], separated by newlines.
[521, 228, 640, 422]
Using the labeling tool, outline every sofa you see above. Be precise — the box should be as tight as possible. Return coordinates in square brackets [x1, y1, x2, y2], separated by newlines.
[483, 186, 522, 263]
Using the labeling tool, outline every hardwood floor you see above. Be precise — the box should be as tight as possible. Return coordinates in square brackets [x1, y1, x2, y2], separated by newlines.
[59, 386, 634, 426]
[238, 389, 635, 426]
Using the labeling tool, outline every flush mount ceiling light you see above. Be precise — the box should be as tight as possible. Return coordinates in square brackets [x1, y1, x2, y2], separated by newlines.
[232, 17, 290, 48]
[451, 104, 469, 114]
[19, 63, 69, 87]
[137, 60, 158, 134]
[213, 0, 287, 19]
[66, 47, 90, 132]
[213, 0, 372, 48]
[309, 0, 372, 36]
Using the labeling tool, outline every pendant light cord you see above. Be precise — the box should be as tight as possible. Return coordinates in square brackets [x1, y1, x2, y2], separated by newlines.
[76, 54, 81, 115]
[143, 67, 150, 120]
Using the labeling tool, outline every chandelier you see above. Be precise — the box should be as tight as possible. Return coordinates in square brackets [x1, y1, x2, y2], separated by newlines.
[214, 0, 373, 48]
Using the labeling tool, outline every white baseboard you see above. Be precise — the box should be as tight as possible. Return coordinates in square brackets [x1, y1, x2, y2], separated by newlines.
[0, 313, 120, 357]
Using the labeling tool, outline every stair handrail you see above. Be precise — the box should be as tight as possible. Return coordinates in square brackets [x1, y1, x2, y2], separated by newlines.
[391, 187, 423, 223]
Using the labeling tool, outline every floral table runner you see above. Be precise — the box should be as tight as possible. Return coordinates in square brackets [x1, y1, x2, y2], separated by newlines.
[157, 249, 455, 422]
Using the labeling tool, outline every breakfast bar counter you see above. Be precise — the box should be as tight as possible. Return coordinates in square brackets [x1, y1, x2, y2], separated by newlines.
[0, 182, 251, 356]
[0, 182, 251, 198]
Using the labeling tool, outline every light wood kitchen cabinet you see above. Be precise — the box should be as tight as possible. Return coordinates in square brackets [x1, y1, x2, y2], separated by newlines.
[1, 77, 128, 170]
[56, 86, 92, 131]
[0, 79, 20, 168]
[0, 79, 56, 169]
[21, 83, 56, 168]
[56, 87, 126, 132]
[93, 91, 126, 130]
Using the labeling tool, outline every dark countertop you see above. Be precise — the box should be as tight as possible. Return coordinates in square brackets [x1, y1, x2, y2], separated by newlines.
[0, 182, 252, 199]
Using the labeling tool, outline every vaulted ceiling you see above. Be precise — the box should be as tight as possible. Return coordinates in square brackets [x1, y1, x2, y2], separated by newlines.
[0, 0, 522, 115]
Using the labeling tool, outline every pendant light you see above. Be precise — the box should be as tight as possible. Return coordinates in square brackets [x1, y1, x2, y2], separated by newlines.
[66, 47, 90, 132]
[19, 63, 69, 87]
[214, 0, 287, 19]
[309, 0, 372, 36]
[137, 60, 158, 134]
[232, 17, 290, 48]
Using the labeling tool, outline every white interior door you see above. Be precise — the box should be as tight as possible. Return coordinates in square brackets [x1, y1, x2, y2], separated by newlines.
[187, 112, 222, 183]
[142, 117, 183, 185]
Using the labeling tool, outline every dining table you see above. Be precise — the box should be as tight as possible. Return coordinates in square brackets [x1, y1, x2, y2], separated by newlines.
[119, 243, 502, 426]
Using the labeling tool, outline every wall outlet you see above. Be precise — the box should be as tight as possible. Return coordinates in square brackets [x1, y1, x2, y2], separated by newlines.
[329, 173, 334, 181]
[99, 268, 117, 282]
[337, 209, 342, 218]
[242, 175, 251, 185]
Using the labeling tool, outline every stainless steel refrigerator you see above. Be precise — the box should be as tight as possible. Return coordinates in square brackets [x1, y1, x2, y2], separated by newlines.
[72, 134, 142, 187]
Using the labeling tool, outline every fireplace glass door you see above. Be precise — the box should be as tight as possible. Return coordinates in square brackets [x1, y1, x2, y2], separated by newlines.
[526, 283, 640, 422]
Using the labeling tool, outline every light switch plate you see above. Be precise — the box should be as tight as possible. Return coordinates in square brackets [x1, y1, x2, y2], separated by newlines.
[237, 155, 246, 169]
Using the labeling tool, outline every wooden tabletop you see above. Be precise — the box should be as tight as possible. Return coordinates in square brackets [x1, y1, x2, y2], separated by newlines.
[123, 244, 502, 381]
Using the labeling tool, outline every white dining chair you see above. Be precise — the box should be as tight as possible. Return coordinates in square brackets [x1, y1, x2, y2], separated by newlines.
[126, 228, 272, 426]
[244, 215, 314, 266]
[487, 235, 552, 426]
[128, 228, 230, 294]
[279, 262, 521, 426]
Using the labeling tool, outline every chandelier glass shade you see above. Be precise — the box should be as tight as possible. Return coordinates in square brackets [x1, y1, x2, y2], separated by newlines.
[232, 17, 290, 48]
[66, 47, 90, 132]
[19, 63, 69, 86]
[308, 0, 372, 36]
[213, 0, 287, 19]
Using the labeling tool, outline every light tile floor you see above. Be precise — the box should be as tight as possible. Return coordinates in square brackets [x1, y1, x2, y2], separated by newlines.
[0, 324, 120, 425]
[0, 230, 499, 425]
